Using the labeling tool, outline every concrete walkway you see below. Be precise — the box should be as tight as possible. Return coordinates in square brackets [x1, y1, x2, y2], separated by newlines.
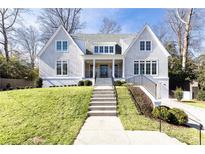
[74, 117, 184, 145]
[160, 99, 205, 129]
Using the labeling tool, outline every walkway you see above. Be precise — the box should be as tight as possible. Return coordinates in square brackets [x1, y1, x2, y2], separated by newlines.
[74, 116, 184, 145]
[160, 99, 205, 129]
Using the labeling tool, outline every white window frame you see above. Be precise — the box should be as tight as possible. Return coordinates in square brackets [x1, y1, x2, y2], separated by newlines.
[139, 40, 152, 52]
[55, 40, 69, 52]
[93, 45, 115, 54]
[133, 60, 158, 76]
[56, 60, 69, 76]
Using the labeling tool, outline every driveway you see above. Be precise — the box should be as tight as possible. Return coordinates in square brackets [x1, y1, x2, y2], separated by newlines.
[160, 99, 205, 129]
[74, 116, 184, 145]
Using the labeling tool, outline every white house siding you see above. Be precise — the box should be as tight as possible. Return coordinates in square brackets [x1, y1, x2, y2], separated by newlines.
[124, 26, 169, 98]
[39, 27, 83, 87]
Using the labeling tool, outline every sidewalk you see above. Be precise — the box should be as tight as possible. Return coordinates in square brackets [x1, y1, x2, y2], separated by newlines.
[160, 99, 205, 129]
[74, 116, 184, 145]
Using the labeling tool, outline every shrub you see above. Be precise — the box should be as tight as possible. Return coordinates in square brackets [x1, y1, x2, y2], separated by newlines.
[78, 80, 84, 86]
[197, 90, 205, 101]
[168, 108, 188, 125]
[152, 106, 171, 121]
[6, 83, 11, 89]
[35, 77, 43, 88]
[84, 80, 92, 86]
[174, 87, 183, 101]
[128, 86, 153, 117]
[114, 80, 126, 86]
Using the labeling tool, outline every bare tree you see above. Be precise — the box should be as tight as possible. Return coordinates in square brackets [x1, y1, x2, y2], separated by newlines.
[0, 8, 21, 61]
[99, 17, 121, 34]
[176, 8, 194, 70]
[15, 26, 40, 69]
[166, 9, 205, 70]
[38, 8, 84, 42]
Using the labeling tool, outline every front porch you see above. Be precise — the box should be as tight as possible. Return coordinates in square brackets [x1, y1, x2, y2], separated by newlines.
[83, 59, 124, 79]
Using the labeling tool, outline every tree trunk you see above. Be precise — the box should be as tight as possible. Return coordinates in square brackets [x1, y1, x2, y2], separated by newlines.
[182, 9, 193, 70]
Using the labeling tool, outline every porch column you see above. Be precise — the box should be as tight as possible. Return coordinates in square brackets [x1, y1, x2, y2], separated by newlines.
[82, 59, 85, 78]
[112, 59, 115, 78]
[93, 59, 95, 78]
[122, 58, 125, 78]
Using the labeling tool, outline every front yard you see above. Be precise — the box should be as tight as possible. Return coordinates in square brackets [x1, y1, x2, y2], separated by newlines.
[182, 100, 205, 109]
[117, 86, 205, 145]
[0, 87, 92, 144]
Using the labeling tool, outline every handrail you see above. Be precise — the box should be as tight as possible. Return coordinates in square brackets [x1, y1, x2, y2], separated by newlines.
[126, 74, 158, 98]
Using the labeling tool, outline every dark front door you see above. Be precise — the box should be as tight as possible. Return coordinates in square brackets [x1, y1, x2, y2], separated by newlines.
[100, 65, 108, 78]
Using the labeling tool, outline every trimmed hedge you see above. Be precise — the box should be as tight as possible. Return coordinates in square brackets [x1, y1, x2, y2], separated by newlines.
[152, 106, 188, 125]
[78, 80, 92, 86]
[128, 85, 153, 117]
[114, 80, 126, 86]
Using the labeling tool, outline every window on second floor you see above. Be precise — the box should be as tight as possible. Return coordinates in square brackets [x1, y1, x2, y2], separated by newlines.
[93, 45, 115, 54]
[56, 40, 68, 52]
[140, 41, 151, 51]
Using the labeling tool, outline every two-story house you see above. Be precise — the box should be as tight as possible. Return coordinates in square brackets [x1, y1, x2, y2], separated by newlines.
[38, 25, 170, 98]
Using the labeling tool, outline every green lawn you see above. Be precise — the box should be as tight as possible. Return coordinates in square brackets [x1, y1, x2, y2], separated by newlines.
[117, 86, 205, 145]
[182, 100, 205, 109]
[0, 87, 92, 145]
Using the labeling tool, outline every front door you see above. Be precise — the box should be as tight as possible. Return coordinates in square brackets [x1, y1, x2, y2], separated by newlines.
[100, 65, 108, 78]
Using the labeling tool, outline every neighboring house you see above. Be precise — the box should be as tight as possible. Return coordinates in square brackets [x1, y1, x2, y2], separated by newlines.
[38, 25, 170, 99]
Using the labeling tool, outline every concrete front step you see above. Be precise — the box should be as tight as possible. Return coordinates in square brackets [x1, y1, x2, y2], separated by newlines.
[90, 101, 116, 106]
[88, 110, 117, 116]
[89, 105, 116, 111]
[93, 94, 116, 97]
[91, 97, 116, 101]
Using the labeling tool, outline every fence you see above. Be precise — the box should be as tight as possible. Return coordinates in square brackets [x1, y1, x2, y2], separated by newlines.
[0, 78, 34, 89]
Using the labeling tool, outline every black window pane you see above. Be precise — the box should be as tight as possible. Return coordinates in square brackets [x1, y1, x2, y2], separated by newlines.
[110, 46, 114, 53]
[105, 46, 108, 53]
[63, 61, 67, 75]
[146, 41, 151, 51]
[146, 61, 151, 74]
[140, 41, 145, 51]
[100, 46, 103, 53]
[94, 46, 98, 53]
[140, 61, 145, 74]
[57, 41, 61, 51]
[57, 61, 61, 75]
[134, 61, 139, 75]
[152, 61, 157, 75]
[63, 41, 68, 51]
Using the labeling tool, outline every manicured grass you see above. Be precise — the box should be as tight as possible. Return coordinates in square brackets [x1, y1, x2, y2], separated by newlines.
[117, 86, 205, 145]
[0, 87, 92, 144]
[182, 100, 205, 109]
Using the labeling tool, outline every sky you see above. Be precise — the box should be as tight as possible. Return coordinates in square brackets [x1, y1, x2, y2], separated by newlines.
[24, 8, 166, 33]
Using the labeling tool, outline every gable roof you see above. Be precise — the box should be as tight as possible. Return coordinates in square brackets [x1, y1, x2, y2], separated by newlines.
[37, 25, 84, 57]
[123, 25, 170, 57]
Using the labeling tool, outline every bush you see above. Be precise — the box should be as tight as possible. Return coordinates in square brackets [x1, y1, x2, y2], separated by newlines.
[78, 80, 84, 86]
[152, 106, 188, 125]
[168, 108, 188, 125]
[152, 106, 171, 121]
[114, 80, 126, 86]
[128, 86, 153, 117]
[35, 77, 43, 88]
[174, 87, 183, 101]
[84, 80, 92, 86]
[197, 90, 205, 101]
[6, 83, 11, 89]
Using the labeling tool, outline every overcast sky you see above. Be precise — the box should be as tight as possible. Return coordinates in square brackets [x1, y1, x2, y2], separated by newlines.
[24, 8, 166, 33]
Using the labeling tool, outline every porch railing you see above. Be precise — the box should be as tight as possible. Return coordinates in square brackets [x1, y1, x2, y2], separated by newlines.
[126, 74, 158, 99]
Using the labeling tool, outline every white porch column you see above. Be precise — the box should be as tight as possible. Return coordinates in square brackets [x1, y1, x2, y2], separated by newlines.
[122, 58, 125, 78]
[82, 59, 85, 78]
[112, 59, 115, 78]
[93, 59, 95, 78]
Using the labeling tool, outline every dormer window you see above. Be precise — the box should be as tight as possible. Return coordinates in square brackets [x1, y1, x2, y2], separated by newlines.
[93, 45, 115, 54]
[140, 41, 151, 51]
[56, 40, 68, 52]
